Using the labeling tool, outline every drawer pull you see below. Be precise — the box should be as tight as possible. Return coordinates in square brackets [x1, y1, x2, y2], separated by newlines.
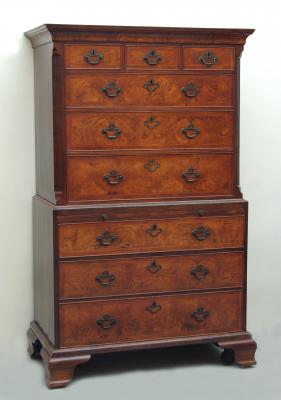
[146, 301, 162, 313]
[181, 83, 199, 98]
[101, 123, 122, 140]
[191, 264, 209, 280]
[146, 261, 162, 273]
[84, 48, 104, 65]
[181, 123, 200, 139]
[96, 230, 118, 246]
[96, 271, 116, 286]
[191, 307, 209, 322]
[143, 79, 160, 93]
[143, 49, 162, 65]
[104, 170, 123, 185]
[192, 226, 210, 241]
[199, 50, 217, 67]
[96, 315, 117, 329]
[182, 167, 200, 183]
[144, 116, 160, 130]
[146, 224, 162, 238]
[144, 159, 160, 173]
[102, 82, 121, 97]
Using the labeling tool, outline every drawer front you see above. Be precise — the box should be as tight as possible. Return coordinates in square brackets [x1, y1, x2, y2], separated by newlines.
[66, 111, 234, 151]
[59, 291, 243, 347]
[58, 215, 245, 257]
[66, 154, 234, 202]
[65, 74, 233, 107]
[64, 45, 122, 69]
[125, 46, 180, 69]
[59, 252, 244, 299]
[183, 47, 235, 70]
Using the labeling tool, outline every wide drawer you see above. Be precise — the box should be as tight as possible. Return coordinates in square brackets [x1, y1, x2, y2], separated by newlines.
[66, 154, 235, 202]
[65, 74, 233, 107]
[125, 46, 180, 69]
[66, 111, 234, 151]
[59, 291, 243, 347]
[64, 44, 122, 69]
[183, 47, 235, 70]
[59, 252, 244, 299]
[58, 215, 245, 257]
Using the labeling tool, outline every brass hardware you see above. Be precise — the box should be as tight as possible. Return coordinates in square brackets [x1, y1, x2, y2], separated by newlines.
[192, 226, 210, 241]
[191, 265, 209, 280]
[143, 79, 160, 93]
[146, 224, 162, 238]
[181, 83, 199, 98]
[181, 123, 200, 139]
[101, 123, 122, 140]
[146, 301, 162, 313]
[144, 117, 160, 130]
[182, 167, 200, 183]
[144, 159, 160, 173]
[143, 49, 162, 65]
[146, 261, 162, 273]
[199, 50, 217, 66]
[84, 48, 104, 65]
[197, 210, 205, 217]
[191, 307, 209, 322]
[103, 170, 123, 185]
[102, 82, 121, 97]
[96, 231, 118, 246]
[96, 315, 117, 329]
[101, 214, 108, 221]
[96, 271, 116, 286]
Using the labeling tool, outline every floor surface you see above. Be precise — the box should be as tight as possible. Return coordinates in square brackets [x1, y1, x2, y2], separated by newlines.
[0, 332, 280, 400]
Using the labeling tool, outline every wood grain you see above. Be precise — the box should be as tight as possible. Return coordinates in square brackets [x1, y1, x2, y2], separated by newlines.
[59, 291, 244, 347]
[58, 215, 245, 257]
[65, 73, 233, 107]
[66, 111, 234, 151]
[64, 44, 121, 69]
[183, 47, 235, 70]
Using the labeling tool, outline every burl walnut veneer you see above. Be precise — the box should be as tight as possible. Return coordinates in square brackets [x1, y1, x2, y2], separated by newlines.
[25, 24, 256, 388]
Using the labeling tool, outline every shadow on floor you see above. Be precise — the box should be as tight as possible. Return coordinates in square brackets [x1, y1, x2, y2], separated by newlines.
[75, 344, 223, 380]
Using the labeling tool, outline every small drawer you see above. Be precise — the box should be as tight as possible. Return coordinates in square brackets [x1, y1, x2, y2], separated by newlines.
[64, 45, 121, 69]
[58, 215, 245, 258]
[183, 47, 235, 70]
[65, 111, 234, 151]
[65, 74, 233, 107]
[59, 291, 243, 347]
[126, 46, 180, 69]
[66, 154, 235, 202]
[59, 252, 244, 299]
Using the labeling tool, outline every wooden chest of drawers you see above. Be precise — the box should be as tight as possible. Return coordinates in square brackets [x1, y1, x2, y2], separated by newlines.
[25, 24, 256, 388]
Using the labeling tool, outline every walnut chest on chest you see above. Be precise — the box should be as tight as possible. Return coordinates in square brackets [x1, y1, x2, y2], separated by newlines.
[25, 24, 256, 388]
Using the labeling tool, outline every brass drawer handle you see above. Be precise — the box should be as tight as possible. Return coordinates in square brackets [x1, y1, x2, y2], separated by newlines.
[191, 307, 209, 322]
[182, 167, 200, 183]
[143, 79, 160, 93]
[102, 82, 121, 97]
[144, 117, 160, 130]
[181, 83, 199, 98]
[146, 224, 162, 238]
[96, 230, 118, 246]
[96, 271, 116, 286]
[192, 226, 210, 241]
[144, 159, 160, 173]
[146, 301, 162, 313]
[191, 264, 209, 280]
[101, 124, 122, 140]
[146, 261, 162, 273]
[143, 49, 162, 65]
[181, 123, 200, 139]
[84, 48, 104, 65]
[199, 50, 217, 67]
[104, 170, 123, 185]
[96, 315, 117, 329]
